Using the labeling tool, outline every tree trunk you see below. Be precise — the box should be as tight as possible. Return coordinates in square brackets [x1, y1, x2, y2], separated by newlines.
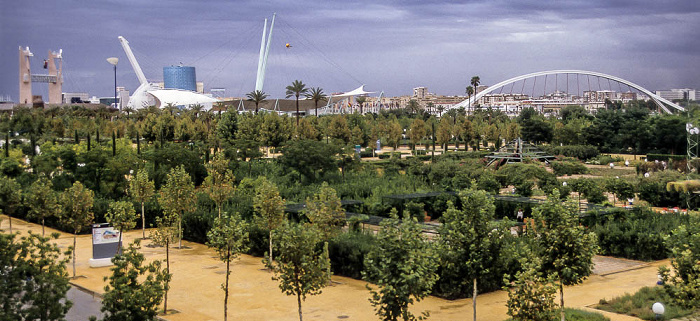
[41, 218, 45, 236]
[224, 249, 230, 321]
[473, 278, 477, 321]
[297, 292, 303, 321]
[178, 215, 183, 249]
[218, 205, 222, 220]
[268, 230, 274, 267]
[164, 239, 170, 315]
[8, 214, 12, 233]
[141, 202, 146, 239]
[72, 235, 77, 278]
[295, 97, 300, 126]
[116, 229, 122, 256]
[560, 278, 565, 321]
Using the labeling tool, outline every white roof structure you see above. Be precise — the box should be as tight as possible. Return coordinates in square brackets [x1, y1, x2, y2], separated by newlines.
[148, 89, 219, 109]
[332, 85, 375, 97]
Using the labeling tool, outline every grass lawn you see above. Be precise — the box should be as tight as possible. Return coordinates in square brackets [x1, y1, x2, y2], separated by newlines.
[596, 286, 698, 320]
[505, 308, 610, 321]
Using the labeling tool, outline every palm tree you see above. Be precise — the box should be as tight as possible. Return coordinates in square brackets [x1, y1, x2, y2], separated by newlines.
[470, 76, 480, 111]
[305, 87, 327, 117]
[465, 86, 474, 113]
[246, 90, 269, 114]
[355, 96, 367, 114]
[285, 80, 309, 126]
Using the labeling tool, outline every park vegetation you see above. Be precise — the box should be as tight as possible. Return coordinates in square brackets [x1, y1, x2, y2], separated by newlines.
[1, 96, 700, 319]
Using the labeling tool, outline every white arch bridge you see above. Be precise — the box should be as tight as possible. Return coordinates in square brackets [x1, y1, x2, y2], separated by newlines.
[451, 70, 684, 114]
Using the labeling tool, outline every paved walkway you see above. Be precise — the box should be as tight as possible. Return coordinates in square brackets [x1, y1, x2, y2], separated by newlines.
[1, 216, 668, 321]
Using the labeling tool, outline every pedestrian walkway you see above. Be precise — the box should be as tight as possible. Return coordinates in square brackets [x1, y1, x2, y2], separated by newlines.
[1, 216, 668, 321]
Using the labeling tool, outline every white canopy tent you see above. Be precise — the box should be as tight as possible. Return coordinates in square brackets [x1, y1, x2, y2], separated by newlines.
[148, 89, 219, 110]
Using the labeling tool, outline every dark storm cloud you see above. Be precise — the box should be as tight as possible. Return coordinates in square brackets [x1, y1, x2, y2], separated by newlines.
[0, 0, 698, 100]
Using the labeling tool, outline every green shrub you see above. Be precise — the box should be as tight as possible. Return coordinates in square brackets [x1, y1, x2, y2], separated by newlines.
[551, 161, 589, 176]
[584, 207, 690, 260]
[596, 286, 696, 320]
[327, 230, 376, 279]
[647, 154, 688, 162]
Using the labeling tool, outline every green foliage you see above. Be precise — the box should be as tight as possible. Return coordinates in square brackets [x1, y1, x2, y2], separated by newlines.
[304, 182, 345, 240]
[0, 232, 72, 321]
[568, 178, 607, 204]
[203, 154, 235, 218]
[436, 186, 511, 303]
[105, 200, 138, 252]
[253, 177, 286, 264]
[596, 286, 697, 320]
[278, 140, 339, 183]
[100, 240, 170, 321]
[529, 190, 598, 318]
[272, 222, 329, 321]
[504, 253, 559, 321]
[26, 175, 60, 235]
[327, 230, 376, 279]
[0, 174, 21, 231]
[363, 210, 439, 321]
[158, 165, 196, 248]
[551, 160, 589, 176]
[659, 218, 700, 308]
[207, 213, 249, 321]
[128, 168, 155, 238]
[647, 154, 688, 162]
[60, 180, 95, 277]
[585, 208, 684, 260]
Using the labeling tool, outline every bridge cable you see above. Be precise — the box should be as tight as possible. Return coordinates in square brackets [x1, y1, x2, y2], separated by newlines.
[532, 77, 537, 98]
[577, 74, 580, 97]
[521, 78, 526, 95]
[544, 75, 547, 97]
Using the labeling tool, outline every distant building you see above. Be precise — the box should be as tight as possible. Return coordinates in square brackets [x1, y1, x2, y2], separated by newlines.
[62, 92, 89, 104]
[655, 89, 696, 102]
[413, 87, 428, 99]
[163, 66, 197, 92]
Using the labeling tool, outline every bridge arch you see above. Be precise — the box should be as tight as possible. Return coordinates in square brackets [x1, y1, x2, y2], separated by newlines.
[452, 70, 684, 114]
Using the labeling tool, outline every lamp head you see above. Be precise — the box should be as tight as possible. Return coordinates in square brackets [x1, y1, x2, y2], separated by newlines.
[652, 302, 665, 315]
[106, 57, 119, 66]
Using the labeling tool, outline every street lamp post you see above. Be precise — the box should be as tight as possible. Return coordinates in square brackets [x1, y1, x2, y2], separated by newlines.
[106, 57, 119, 110]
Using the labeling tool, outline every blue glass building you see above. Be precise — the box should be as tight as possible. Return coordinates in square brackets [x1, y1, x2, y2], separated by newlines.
[163, 66, 196, 92]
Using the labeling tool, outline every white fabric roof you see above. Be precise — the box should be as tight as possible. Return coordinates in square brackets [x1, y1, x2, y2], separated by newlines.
[147, 89, 219, 108]
[332, 85, 375, 98]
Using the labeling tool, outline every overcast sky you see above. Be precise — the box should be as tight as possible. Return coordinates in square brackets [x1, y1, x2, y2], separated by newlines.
[1, 0, 698, 101]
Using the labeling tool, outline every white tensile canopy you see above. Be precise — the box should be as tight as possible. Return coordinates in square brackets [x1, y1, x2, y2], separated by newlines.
[147, 89, 219, 109]
[332, 85, 375, 97]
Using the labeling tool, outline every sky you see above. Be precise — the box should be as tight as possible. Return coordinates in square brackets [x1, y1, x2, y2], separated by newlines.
[1, 0, 698, 101]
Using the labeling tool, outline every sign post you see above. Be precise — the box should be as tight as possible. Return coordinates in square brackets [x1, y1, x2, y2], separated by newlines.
[88, 223, 121, 267]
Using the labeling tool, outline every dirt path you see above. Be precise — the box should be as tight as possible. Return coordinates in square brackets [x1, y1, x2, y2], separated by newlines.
[2, 216, 660, 321]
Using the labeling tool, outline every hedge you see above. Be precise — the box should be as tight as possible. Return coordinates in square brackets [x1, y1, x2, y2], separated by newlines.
[551, 161, 589, 176]
[541, 145, 599, 160]
[646, 154, 688, 162]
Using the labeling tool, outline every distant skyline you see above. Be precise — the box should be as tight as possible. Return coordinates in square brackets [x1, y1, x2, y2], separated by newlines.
[1, 0, 698, 101]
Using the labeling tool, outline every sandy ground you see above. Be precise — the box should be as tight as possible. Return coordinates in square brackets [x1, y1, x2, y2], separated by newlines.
[1, 215, 663, 321]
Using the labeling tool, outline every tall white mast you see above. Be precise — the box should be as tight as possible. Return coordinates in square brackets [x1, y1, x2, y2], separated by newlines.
[118, 36, 148, 85]
[254, 13, 275, 92]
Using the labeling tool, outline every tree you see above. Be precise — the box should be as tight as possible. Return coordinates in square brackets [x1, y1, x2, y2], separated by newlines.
[385, 118, 402, 150]
[253, 178, 286, 266]
[304, 182, 345, 240]
[272, 222, 330, 321]
[278, 140, 339, 183]
[408, 118, 426, 150]
[659, 219, 700, 308]
[26, 176, 60, 236]
[216, 111, 238, 147]
[604, 178, 635, 206]
[529, 190, 598, 321]
[286, 80, 309, 126]
[437, 186, 508, 320]
[207, 213, 249, 321]
[0, 232, 72, 321]
[465, 85, 474, 112]
[158, 165, 196, 249]
[246, 90, 269, 114]
[203, 154, 235, 219]
[105, 200, 138, 254]
[305, 87, 327, 117]
[149, 212, 178, 315]
[436, 117, 453, 151]
[0, 174, 21, 233]
[60, 181, 95, 278]
[100, 239, 170, 321]
[128, 168, 155, 239]
[470, 76, 480, 103]
[363, 210, 439, 321]
[504, 252, 559, 321]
